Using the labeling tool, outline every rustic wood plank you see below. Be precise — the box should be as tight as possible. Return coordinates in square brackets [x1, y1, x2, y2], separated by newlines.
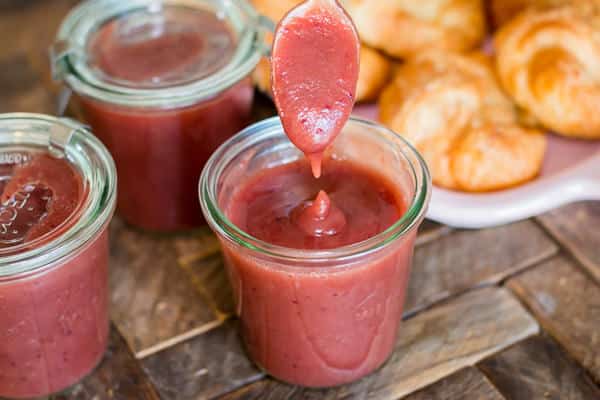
[54, 325, 160, 400]
[217, 380, 297, 400]
[0, 0, 44, 12]
[171, 227, 234, 318]
[0, 0, 78, 64]
[405, 220, 557, 315]
[0, 51, 56, 114]
[172, 227, 222, 264]
[171, 287, 537, 400]
[402, 367, 506, 400]
[0, 0, 77, 114]
[365, 287, 537, 400]
[479, 335, 600, 400]
[142, 320, 263, 400]
[178, 252, 235, 319]
[0, 53, 38, 98]
[109, 219, 221, 358]
[508, 256, 600, 383]
[415, 220, 452, 247]
[538, 202, 600, 282]
[219, 368, 506, 400]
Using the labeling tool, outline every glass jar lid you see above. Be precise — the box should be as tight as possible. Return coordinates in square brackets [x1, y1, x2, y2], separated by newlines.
[0, 113, 116, 279]
[52, 0, 272, 108]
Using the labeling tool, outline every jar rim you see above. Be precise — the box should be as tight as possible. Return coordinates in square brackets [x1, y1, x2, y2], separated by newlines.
[199, 116, 432, 264]
[0, 113, 117, 279]
[51, 0, 272, 109]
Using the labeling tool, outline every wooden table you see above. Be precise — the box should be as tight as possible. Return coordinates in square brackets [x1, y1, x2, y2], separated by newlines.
[2, 1, 599, 399]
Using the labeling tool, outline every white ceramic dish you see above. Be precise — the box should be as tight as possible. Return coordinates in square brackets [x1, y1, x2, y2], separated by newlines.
[354, 104, 600, 229]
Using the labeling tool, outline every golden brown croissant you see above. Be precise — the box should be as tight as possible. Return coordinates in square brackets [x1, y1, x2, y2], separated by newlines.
[344, 0, 487, 58]
[489, 0, 597, 27]
[379, 51, 546, 191]
[250, 0, 300, 94]
[355, 46, 393, 102]
[252, 55, 274, 95]
[251, 0, 392, 102]
[495, 4, 600, 139]
[252, 0, 303, 21]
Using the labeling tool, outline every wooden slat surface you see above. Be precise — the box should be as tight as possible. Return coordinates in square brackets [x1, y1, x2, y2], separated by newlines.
[54, 325, 161, 400]
[405, 220, 557, 315]
[173, 229, 234, 319]
[415, 220, 452, 247]
[142, 320, 263, 400]
[207, 288, 538, 400]
[225, 368, 508, 400]
[479, 335, 600, 400]
[508, 256, 600, 383]
[109, 220, 221, 358]
[0, 0, 76, 114]
[538, 202, 600, 282]
[402, 367, 506, 400]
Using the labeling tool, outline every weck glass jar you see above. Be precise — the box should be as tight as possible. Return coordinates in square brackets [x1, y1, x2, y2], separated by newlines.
[0, 113, 116, 399]
[51, 0, 271, 231]
[200, 117, 431, 387]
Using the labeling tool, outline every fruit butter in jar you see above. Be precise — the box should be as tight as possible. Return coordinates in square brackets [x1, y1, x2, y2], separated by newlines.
[52, 0, 271, 231]
[0, 113, 116, 399]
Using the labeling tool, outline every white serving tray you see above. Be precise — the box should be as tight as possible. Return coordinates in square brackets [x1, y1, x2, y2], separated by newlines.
[353, 104, 600, 229]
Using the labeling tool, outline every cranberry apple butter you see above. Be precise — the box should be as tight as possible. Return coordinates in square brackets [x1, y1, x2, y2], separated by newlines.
[0, 114, 116, 399]
[272, 0, 359, 178]
[52, 0, 268, 231]
[200, 0, 430, 387]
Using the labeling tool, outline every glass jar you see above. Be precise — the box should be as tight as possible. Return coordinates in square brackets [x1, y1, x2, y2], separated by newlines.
[0, 113, 116, 399]
[51, 0, 271, 231]
[199, 117, 431, 387]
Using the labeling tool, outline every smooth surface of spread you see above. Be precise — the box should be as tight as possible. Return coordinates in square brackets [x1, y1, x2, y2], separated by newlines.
[0, 153, 83, 251]
[226, 159, 404, 250]
[88, 7, 236, 88]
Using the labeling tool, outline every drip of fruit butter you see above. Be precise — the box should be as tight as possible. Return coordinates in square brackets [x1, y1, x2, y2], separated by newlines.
[271, 0, 360, 178]
[291, 190, 347, 237]
[227, 159, 404, 249]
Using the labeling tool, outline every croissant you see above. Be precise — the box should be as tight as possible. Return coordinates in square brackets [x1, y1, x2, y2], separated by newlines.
[344, 0, 486, 58]
[355, 46, 393, 102]
[251, 0, 392, 102]
[489, 0, 596, 27]
[495, 4, 600, 139]
[250, 0, 300, 95]
[379, 51, 546, 191]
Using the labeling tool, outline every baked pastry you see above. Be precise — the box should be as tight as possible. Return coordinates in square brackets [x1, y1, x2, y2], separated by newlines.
[252, 55, 273, 95]
[251, 0, 392, 102]
[344, 0, 487, 58]
[379, 51, 546, 191]
[250, 0, 299, 94]
[489, 0, 595, 27]
[252, 0, 302, 20]
[495, 3, 600, 139]
[355, 46, 393, 102]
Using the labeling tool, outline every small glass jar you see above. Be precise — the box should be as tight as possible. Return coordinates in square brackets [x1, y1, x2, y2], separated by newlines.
[0, 113, 116, 399]
[200, 117, 431, 387]
[51, 0, 270, 231]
